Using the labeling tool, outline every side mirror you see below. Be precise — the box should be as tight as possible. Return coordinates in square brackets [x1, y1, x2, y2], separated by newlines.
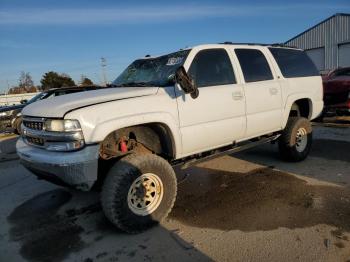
[20, 99, 28, 104]
[174, 66, 199, 99]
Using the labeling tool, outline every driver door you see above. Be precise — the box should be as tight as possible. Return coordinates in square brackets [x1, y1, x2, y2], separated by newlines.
[175, 48, 246, 156]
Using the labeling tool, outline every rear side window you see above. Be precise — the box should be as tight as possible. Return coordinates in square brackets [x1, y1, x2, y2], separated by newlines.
[188, 49, 236, 88]
[269, 48, 319, 78]
[235, 49, 273, 83]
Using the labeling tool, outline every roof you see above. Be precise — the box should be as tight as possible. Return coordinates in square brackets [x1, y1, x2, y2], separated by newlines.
[140, 43, 300, 59]
[285, 13, 350, 43]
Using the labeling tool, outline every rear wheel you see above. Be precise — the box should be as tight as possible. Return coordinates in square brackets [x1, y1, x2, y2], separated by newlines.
[101, 154, 177, 233]
[278, 117, 312, 162]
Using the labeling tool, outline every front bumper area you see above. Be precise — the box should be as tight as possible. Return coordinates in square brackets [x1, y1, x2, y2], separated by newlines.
[16, 138, 99, 191]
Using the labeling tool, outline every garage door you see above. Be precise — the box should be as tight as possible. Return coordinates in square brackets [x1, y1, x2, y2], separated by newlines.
[306, 48, 325, 71]
[339, 43, 350, 67]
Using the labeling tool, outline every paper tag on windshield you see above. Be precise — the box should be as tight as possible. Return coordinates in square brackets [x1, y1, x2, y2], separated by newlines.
[166, 57, 183, 66]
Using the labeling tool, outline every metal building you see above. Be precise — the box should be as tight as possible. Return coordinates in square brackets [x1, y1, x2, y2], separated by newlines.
[285, 13, 350, 72]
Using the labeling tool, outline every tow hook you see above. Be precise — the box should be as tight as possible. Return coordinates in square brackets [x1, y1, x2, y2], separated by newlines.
[119, 138, 128, 153]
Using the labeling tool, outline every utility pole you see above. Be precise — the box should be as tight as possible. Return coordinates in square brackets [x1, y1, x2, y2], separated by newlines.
[6, 79, 10, 94]
[101, 57, 108, 86]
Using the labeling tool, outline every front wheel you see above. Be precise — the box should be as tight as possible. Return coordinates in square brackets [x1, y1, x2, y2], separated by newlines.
[278, 117, 312, 162]
[101, 154, 177, 233]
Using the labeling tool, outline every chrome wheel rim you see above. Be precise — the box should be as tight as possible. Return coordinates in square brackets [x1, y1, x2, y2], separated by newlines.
[127, 173, 164, 216]
[295, 127, 308, 152]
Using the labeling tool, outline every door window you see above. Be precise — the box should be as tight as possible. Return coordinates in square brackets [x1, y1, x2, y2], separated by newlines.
[235, 49, 273, 83]
[188, 49, 236, 87]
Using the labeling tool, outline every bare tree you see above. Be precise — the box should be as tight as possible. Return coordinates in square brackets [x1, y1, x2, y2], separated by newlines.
[18, 71, 34, 92]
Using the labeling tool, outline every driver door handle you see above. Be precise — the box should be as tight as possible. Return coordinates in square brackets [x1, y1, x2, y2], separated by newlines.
[269, 87, 278, 95]
[232, 91, 243, 100]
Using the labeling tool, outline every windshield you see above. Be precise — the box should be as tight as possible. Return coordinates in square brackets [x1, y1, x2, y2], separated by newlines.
[112, 50, 190, 87]
[27, 92, 49, 104]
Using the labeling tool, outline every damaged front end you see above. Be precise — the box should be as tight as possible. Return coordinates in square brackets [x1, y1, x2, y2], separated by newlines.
[16, 117, 100, 191]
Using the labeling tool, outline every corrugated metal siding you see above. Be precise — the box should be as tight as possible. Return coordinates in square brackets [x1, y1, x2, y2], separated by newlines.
[285, 14, 350, 70]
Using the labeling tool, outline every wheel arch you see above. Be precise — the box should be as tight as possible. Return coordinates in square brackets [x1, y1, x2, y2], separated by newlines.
[283, 95, 313, 128]
[289, 99, 312, 118]
[99, 122, 177, 160]
[86, 113, 182, 158]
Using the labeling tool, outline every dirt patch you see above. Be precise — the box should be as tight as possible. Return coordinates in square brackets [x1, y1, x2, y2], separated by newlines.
[7, 189, 86, 262]
[171, 166, 350, 233]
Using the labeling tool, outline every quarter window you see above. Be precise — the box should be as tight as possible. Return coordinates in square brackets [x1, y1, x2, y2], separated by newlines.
[188, 49, 236, 88]
[235, 49, 273, 83]
[269, 47, 319, 78]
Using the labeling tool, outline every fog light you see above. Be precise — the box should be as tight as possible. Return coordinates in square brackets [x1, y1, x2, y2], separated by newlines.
[46, 140, 85, 151]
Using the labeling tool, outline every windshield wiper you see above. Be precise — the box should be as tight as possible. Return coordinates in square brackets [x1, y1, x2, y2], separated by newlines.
[111, 82, 157, 87]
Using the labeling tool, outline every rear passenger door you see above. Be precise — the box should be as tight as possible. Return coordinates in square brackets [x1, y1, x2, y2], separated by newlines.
[234, 48, 282, 138]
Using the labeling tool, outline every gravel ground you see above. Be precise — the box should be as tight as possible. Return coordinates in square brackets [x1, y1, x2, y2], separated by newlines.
[0, 123, 349, 262]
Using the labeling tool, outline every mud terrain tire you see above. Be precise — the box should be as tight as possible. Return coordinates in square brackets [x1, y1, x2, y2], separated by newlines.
[101, 154, 177, 233]
[278, 117, 312, 162]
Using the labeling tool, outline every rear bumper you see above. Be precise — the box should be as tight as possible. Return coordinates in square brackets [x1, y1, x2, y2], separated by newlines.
[16, 138, 99, 191]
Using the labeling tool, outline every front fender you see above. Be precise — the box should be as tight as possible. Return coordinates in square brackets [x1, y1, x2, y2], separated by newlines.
[67, 111, 183, 159]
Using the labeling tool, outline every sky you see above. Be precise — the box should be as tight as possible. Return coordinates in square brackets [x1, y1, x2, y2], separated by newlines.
[0, 0, 349, 93]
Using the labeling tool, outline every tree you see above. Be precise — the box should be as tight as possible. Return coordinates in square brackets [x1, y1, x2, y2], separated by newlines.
[60, 73, 76, 87]
[18, 71, 34, 92]
[27, 86, 38, 93]
[7, 72, 36, 94]
[80, 75, 94, 86]
[8, 87, 22, 94]
[40, 71, 76, 90]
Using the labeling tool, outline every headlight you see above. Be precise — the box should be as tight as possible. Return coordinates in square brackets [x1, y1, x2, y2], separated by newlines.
[45, 119, 81, 132]
[23, 118, 85, 151]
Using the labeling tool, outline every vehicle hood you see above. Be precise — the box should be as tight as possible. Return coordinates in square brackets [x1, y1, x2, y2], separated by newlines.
[0, 103, 25, 113]
[22, 86, 159, 118]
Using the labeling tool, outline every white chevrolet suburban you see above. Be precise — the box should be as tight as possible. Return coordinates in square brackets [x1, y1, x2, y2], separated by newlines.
[16, 43, 323, 233]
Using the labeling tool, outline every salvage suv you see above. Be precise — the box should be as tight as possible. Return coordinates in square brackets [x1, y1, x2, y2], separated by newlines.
[17, 43, 323, 233]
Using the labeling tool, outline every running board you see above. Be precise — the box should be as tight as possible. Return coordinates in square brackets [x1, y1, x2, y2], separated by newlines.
[172, 134, 280, 170]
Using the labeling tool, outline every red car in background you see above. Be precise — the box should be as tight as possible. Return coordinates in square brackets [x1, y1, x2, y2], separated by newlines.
[322, 67, 350, 115]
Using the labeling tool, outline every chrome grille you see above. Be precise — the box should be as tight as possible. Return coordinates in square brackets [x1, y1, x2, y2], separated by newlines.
[23, 118, 44, 131]
[26, 136, 45, 146]
[22, 117, 46, 147]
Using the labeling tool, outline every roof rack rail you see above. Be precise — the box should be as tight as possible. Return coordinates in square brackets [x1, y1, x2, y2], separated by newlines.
[219, 42, 270, 46]
[219, 42, 298, 49]
[270, 43, 298, 48]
